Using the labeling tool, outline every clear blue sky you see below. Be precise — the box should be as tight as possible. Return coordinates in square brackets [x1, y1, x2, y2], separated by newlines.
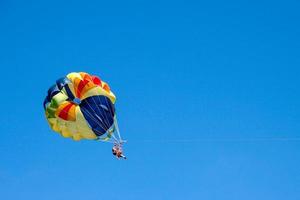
[0, 0, 300, 199]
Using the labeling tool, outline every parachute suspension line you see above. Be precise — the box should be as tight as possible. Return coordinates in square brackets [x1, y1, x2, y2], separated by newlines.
[95, 95, 119, 144]
[97, 96, 113, 133]
[90, 95, 110, 129]
[111, 134, 120, 143]
[102, 96, 122, 143]
[87, 93, 113, 135]
[85, 98, 111, 130]
[94, 125, 115, 143]
[80, 107, 110, 132]
[90, 95, 112, 131]
[96, 126, 118, 143]
[114, 117, 123, 143]
[95, 137, 115, 143]
[104, 95, 115, 130]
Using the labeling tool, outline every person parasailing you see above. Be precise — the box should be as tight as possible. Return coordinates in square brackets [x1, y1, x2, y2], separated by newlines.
[112, 142, 126, 159]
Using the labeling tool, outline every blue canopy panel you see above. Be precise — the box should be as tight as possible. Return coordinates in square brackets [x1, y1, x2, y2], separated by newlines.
[43, 77, 72, 109]
[80, 95, 116, 137]
[43, 84, 60, 109]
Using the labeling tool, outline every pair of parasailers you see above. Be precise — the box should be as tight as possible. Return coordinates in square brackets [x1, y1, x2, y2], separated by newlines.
[112, 143, 126, 159]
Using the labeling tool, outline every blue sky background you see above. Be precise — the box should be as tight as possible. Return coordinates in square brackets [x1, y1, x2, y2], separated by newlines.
[0, 0, 300, 199]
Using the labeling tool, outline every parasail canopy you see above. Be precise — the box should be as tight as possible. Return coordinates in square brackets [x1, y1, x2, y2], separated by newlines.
[43, 72, 123, 144]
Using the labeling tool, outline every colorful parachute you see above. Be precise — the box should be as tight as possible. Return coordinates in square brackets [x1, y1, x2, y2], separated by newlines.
[43, 72, 123, 144]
